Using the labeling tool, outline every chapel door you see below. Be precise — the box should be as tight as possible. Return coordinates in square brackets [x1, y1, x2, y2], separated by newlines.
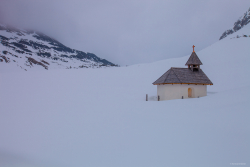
[188, 88, 192, 98]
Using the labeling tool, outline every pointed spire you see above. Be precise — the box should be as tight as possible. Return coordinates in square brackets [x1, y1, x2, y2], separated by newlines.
[185, 46, 203, 66]
[185, 52, 202, 65]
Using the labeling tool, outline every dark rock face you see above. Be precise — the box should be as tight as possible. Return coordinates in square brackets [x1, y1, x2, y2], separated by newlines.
[26, 57, 48, 70]
[219, 8, 250, 40]
[0, 55, 9, 63]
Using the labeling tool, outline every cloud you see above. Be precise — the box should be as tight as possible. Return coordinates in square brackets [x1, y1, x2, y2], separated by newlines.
[1, 0, 250, 65]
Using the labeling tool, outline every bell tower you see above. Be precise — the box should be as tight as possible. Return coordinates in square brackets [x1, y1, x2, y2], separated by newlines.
[185, 45, 203, 72]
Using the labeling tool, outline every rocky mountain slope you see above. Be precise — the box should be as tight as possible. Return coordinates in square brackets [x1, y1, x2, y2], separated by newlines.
[0, 24, 117, 71]
[219, 7, 250, 40]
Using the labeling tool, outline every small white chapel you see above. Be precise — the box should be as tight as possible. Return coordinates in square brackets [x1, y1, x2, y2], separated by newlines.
[153, 45, 213, 101]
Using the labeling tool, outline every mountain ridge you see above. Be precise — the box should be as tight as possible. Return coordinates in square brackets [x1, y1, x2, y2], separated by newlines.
[0, 24, 117, 72]
[219, 7, 250, 40]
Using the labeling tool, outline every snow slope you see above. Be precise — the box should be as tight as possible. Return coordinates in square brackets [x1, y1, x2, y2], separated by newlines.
[221, 22, 250, 40]
[0, 29, 249, 166]
[219, 7, 250, 40]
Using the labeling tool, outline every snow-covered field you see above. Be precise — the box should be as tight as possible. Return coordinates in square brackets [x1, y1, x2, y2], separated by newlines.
[0, 25, 250, 167]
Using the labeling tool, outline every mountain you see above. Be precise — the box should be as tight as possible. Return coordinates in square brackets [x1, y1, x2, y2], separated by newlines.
[0, 24, 117, 72]
[1, 10, 250, 167]
[219, 7, 250, 40]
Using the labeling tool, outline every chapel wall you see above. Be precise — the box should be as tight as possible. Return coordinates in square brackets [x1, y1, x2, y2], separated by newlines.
[157, 84, 207, 101]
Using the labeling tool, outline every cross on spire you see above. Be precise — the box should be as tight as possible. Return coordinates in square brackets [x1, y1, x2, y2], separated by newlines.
[192, 45, 195, 52]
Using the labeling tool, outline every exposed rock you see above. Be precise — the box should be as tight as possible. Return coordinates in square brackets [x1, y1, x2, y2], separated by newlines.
[219, 7, 250, 40]
[0, 24, 118, 71]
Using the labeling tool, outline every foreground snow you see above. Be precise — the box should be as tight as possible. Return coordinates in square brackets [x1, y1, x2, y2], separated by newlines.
[0, 31, 249, 166]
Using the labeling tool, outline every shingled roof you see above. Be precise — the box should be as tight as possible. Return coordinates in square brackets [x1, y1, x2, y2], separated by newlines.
[185, 52, 203, 65]
[153, 67, 213, 85]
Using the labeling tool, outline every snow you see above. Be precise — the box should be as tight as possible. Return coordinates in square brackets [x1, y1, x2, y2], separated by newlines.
[223, 22, 250, 40]
[0, 30, 250, 166]
[0, 29, 107, 72]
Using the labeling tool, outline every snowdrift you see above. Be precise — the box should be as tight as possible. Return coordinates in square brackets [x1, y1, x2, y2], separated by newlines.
[0, 25, 249, 167]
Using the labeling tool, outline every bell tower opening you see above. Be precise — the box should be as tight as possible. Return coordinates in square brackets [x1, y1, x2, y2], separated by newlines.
[189, 64, 200, 71]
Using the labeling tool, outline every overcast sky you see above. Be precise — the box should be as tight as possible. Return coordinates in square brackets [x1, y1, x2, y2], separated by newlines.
[1, 0, 250, 65]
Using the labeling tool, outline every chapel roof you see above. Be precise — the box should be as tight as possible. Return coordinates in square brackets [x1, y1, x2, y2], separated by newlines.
[152, 67, 213, 85]
[185, 52, 203, 65]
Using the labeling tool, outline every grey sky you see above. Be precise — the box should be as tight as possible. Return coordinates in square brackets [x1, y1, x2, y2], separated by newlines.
[1, 0, 250, 65]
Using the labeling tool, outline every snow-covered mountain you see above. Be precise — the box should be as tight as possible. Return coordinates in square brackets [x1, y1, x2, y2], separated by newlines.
[1, 25, 249, 167]
[219, 7, 250, 40]
[0, 9, 250, 167]
[0, 24, 117, 72]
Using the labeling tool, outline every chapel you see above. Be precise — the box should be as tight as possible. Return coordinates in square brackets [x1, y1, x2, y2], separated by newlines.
[152, 45, 213, 101]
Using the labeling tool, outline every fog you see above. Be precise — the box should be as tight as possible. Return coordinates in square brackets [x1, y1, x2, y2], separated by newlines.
[1, 0, 250, 65]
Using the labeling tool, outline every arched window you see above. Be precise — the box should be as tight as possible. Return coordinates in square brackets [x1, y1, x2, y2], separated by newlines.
[188, 88, 192, 98]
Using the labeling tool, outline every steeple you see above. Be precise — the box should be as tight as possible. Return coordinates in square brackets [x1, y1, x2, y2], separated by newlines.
[185, 45, 203, 72]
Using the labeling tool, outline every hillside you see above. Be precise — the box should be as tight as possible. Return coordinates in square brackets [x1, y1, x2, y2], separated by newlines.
[219, 7, 250, 40]
[0, 20, 250, 167]
[0, 24, 117, 72]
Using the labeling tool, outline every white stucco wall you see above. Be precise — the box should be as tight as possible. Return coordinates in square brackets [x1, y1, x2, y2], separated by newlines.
[157, 84, 207, 101]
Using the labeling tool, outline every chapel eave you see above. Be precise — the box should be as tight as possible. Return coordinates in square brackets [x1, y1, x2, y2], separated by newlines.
[153, 83, 213, 85]
[152, 67, 213, 85]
